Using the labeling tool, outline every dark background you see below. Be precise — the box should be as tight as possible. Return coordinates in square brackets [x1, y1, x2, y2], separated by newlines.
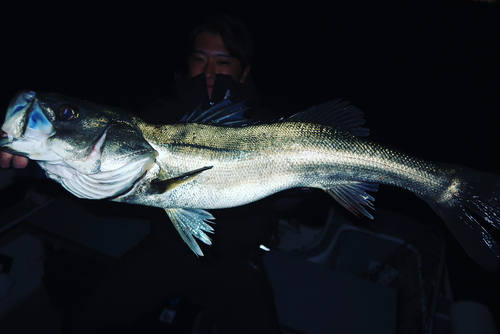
[2, 0, 499, 327]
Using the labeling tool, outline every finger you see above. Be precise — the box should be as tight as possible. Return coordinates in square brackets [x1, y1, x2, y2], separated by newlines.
[12, 155, 29, 169]
[0, 151, 14, 168]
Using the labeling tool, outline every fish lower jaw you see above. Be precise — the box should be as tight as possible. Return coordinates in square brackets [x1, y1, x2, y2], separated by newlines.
[2, 138, 60, 161]
[39, 154, 155, 200]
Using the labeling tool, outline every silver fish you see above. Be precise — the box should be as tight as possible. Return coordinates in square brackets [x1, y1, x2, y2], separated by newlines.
[2, 90, 499, 270]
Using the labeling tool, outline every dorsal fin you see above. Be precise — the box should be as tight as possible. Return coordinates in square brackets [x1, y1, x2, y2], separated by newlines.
[180, 93, 254, 126]
[180, 96, 368, 136]
[286, 99, 369, 137]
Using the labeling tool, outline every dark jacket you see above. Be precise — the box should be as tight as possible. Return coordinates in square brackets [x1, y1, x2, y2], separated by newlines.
[139, 73, 278, 124]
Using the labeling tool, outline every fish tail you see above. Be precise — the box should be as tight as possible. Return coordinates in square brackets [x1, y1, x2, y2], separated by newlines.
[425, 165, 500, 271]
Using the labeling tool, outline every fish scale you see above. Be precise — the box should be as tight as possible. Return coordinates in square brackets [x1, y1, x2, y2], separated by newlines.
[135, 119, 447, 217]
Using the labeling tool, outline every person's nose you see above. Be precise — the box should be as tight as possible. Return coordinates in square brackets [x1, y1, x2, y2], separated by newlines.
[204, 61, 216, 79]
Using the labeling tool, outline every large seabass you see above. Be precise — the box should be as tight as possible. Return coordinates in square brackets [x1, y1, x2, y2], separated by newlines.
[2, 90, 499, 270]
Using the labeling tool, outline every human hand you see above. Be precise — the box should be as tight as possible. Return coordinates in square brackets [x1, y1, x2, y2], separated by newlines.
[0, 151, 28, 168]
[0, 132, 29, 168]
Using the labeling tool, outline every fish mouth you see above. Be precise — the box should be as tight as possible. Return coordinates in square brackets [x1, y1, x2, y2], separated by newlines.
[1, 91, 34, 146]
[0, 133, 18, 154]
[1, 91, 58, 160]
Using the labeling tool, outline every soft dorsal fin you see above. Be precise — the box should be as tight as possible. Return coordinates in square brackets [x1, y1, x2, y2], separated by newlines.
[286, 99, 369, 137]
[180, 93, 254, 126]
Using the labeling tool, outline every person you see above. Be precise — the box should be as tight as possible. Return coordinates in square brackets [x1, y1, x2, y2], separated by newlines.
[0, 15, 281, 334]
[140, 16, 274, 125]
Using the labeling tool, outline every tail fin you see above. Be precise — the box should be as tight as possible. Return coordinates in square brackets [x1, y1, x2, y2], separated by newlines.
[426, 166, 500, 271]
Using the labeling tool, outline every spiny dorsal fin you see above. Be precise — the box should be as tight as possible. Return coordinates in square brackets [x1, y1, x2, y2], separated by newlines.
[180, 92, 254, 126]
[180, 96, 368, 136]
[287, 99, 369, 137]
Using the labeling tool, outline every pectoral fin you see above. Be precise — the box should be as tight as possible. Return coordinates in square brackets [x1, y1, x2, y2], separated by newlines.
[326, 182, 379, 219]
[153, 166, 213, 194]
[165, 208, 215, 256]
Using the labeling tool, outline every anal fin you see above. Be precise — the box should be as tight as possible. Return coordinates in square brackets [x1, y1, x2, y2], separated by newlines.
[326, 182, 379, 219]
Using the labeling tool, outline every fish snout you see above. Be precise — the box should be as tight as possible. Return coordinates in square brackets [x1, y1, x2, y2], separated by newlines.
[2, 91, 37, 138]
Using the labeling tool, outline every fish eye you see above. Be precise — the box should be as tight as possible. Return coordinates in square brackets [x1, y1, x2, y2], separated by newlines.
[59, 105, 79, 120]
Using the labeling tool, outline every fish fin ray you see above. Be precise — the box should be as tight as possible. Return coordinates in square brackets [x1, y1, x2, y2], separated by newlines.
[326, 182, 379, 219]
[165, 208, 215, 256]
[433, 205, 499, 271]
[180, 94, 254, 126]
[287, 99, 369, 137]
[153, 166, 213, 193]
[425, 165, 500, 271]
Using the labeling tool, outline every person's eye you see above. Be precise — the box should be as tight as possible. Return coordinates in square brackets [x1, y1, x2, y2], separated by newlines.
[191, 55, 205, 62]
[217, 60, 231, 66]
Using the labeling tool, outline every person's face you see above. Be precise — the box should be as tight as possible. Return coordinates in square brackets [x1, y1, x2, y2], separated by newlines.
[188, 32, 250, 99]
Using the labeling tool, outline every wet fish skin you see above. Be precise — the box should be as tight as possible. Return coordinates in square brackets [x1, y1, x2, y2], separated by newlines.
[129, 120, 445, 210]
[130, 118, 500, 271]
[1, 91, 499, 270]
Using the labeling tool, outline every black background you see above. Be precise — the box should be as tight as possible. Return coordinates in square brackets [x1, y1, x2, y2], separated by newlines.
[2, 0, 499, 327]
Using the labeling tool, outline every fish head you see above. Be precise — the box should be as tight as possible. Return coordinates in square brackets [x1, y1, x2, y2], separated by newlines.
[1, 90, 157, 199]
